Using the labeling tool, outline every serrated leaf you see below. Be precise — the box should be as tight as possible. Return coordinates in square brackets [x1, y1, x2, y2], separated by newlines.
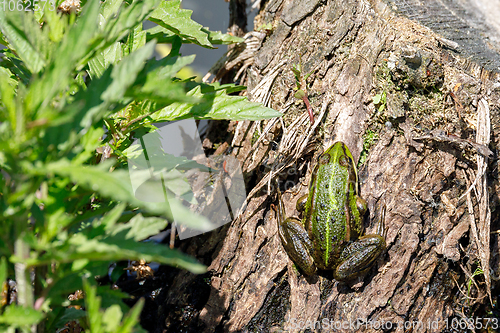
[152, 85, 282, 121]
[43, 5, 66, 43]
[101, 0, 124, 21]
[110, 214, 167, 241]
[103, 0, 161, 45]
[25, 0, 101, 116]
[145, 25, 243, 45]
[40, 40, 156, 153]
[145, 24, 179, 44]
[88, 42, 123, 79]
[124, 25, 147, 55]
[202, 28, 244, 44]
[0, 8, 48, 73]
[37, 160, 214, 233]
[126, 147, 211, 173]
[125, 55, 196, 106]
[32, 229, 207, 273]
[149, 0, 213, 48]
[101, 40, 156, 102]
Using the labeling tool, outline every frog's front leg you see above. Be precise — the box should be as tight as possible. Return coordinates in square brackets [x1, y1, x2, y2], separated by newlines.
[276, 190, 317, 276]
[334, 207, 386, 281]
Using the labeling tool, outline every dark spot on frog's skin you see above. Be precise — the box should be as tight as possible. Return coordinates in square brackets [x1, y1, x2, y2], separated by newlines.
[330, 215, 335, 224]
[320, 202, 327, 209]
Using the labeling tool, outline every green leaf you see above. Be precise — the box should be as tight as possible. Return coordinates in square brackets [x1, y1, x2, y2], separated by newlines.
[125, 54, 196, 106]
[372, 93, 382, 105]
[101, 0, 124, 21]
[294, 89, 305, 99]
[109, 214, 167, 242]
[149, 0, 213, 48]
[100, 203, 127, 232]
[88, 42, 124, 79]
[0, 305, 44, 326]
[185, 81, 246, 95]
[43, 5, 66, 43]
[202, 28, 244, 44]
[0, 67, 17, 130]
[40, 40, 157, 154]
[101, 40, 156, 102]
[103, 305, 123, 332]
[124, 25, 147, 55]
[31, 227, 207, 273]
[152, 85, 282, 121]
[155, 54, 196, 79]
[117, 298, 144, 333]
[83, 279, 102, 333]
[25, 0, 101, 116]
[145, 25, 243, 45]
[125, 145, 210, 173]
[0, 8, 49, 73]
[37, 160, 214, 233]
[103, 0, 162, 45]
[0, 257, 6, 287]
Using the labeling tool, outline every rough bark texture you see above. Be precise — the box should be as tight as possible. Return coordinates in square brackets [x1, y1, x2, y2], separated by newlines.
[153, 0, 500, 332]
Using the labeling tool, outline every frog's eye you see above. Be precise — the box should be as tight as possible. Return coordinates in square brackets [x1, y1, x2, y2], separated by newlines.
[339, 155, 348, 167]
[319, 154, 330, 165]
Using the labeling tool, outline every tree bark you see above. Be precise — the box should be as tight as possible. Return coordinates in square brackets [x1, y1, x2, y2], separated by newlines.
[157, 0, 500, 332]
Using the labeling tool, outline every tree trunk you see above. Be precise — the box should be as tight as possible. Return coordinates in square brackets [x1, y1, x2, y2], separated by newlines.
[156, 0, 500, 332]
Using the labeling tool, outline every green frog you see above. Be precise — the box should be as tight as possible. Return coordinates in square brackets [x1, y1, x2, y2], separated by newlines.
[276, 141, 386, 280]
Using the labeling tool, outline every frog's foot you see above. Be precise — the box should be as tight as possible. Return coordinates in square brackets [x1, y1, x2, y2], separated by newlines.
[278, 217, 317, 276]
[334, 235, 386, 281]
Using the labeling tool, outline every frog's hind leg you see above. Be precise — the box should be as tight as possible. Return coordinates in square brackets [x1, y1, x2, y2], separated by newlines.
[278, 217, 317, 276]
[334, 234, 386, 281]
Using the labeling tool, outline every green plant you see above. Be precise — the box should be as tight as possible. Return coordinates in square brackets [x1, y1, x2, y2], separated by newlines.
[467, 265, 484, 300]
[372, 91, 387, 112]
[0, 0, 281, 331]
[358, 129, 378, 167]
[291, 63, 314, 124]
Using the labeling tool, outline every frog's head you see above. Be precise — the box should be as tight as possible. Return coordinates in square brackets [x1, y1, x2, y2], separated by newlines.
[318, 141, 355, 170]
[319, 142, 366, 212]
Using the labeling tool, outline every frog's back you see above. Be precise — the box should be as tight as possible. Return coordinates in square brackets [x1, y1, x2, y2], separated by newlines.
[307, 161, 350, 270]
